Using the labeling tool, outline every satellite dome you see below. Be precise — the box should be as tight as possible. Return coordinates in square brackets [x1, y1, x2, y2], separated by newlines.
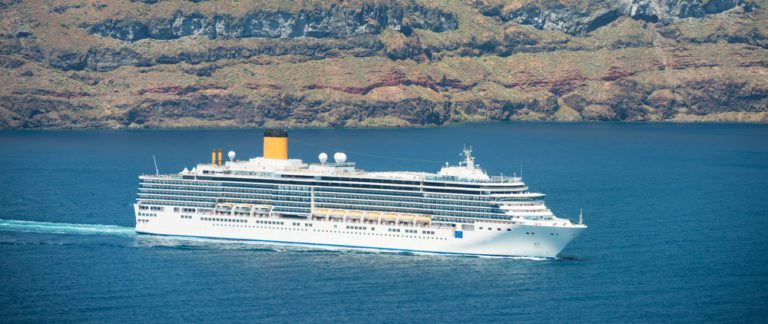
[228, 151, 236, 161]
[334, 152, 347, 163]
[319, 152, 328, 164]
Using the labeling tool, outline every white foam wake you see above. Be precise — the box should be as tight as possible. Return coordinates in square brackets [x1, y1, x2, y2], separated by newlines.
[0, 219, 135, 236]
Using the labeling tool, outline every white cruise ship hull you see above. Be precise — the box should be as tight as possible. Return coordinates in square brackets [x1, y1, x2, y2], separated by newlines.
[135, 205, 584, 258]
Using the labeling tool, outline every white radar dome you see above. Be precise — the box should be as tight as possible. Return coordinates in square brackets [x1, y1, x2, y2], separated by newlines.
[334, 152, 347, 163]
[319, 152, 328, 164]
[228, 151, 236, 161]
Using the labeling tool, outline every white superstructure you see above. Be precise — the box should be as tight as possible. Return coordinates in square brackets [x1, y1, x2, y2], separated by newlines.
[134, 130, 586, 258]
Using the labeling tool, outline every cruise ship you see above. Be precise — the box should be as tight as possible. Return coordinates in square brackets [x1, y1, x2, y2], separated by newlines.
[134, 129, 586, 258]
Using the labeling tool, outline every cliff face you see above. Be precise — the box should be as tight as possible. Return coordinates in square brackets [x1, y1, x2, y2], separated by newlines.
[0, 0, 766, 129]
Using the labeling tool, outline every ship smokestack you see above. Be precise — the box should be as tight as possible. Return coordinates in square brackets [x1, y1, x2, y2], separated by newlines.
[264, 128, 288, 160]
[211, 149, 216, 165]
[218, 149, 223, 166]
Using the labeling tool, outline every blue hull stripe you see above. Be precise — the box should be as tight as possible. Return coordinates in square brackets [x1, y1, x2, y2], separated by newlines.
[135, 231, 543, 258]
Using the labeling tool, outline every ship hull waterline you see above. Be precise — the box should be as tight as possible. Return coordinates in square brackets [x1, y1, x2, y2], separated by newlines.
[135, 205, 585, 258]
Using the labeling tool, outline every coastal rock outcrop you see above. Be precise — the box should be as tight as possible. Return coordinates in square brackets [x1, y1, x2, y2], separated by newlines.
[87, 3, 458, 41]
[476, 0, 754, 35]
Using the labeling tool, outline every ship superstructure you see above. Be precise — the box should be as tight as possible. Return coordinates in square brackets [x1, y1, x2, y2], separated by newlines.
[134, 129, 586, 257]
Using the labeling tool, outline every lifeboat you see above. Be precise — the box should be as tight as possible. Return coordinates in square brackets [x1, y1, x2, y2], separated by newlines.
[415, 216, 432, 223]
[398, 214, 415, 222]
[382, 213, 399, 221]
[329, 210, 346, 218]
[346, 210, 364, 219]
[313, 208, 330, 215]
[363, 211, 382, 220]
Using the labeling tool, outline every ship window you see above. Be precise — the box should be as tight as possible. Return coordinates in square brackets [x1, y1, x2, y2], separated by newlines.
[507, 229, 511, 231]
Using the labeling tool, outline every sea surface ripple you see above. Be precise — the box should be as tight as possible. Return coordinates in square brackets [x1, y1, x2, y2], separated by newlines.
[1, 123, 767, 322]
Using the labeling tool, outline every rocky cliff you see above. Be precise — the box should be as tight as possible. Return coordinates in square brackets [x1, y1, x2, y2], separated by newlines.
[0, 0, 766, 129]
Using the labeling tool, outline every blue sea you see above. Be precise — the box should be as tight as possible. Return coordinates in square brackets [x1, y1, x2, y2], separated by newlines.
[1, 123, 767, 322]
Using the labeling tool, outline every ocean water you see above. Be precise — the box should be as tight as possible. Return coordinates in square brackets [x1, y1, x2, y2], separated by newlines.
[0, 123, 767, 322]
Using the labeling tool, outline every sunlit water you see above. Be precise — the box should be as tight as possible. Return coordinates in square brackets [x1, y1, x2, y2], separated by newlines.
[1, 123, 766, 322]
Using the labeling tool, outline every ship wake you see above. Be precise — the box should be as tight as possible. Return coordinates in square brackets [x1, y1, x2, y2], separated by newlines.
[0, 219, 135, 237]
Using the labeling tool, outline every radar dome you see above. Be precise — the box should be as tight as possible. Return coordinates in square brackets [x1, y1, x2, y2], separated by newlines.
[228, 151, 236, 161]
[334, 152, 347, 163]
[319, 152, 328, 164]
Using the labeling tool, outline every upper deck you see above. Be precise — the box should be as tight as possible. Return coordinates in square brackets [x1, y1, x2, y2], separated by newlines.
[184, 147, 526, 187]
[141, 148, 547, 202]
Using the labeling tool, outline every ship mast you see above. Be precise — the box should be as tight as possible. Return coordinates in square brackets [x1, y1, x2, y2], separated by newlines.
[463, 146, 475, 169]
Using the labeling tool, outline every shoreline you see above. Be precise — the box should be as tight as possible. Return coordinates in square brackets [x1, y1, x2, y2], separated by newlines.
[3, 119, 768, 132]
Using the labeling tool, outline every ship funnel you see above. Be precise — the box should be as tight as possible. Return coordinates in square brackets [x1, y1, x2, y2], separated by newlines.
[264, 128, 288, 160]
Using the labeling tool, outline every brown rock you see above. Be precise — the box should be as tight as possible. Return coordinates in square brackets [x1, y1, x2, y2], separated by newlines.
[582, 104, 617, 121]
[646, 89, 679, 109]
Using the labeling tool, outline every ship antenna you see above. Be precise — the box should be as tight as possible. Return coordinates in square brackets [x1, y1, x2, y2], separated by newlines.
[579, 208, 583, 225]
[520, 161, 523, 180]
[152, 154, 159, 175]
